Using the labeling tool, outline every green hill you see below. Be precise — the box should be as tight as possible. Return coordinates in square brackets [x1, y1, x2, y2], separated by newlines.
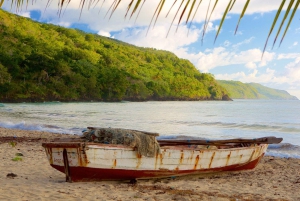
[218, 80, 298, 100]
[0, 9, 230, 102]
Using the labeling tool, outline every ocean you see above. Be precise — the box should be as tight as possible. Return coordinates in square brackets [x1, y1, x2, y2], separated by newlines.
[0, 100, 300, 158]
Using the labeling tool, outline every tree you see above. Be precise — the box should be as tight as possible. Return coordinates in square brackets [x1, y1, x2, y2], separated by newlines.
[0, 8, 233, 102]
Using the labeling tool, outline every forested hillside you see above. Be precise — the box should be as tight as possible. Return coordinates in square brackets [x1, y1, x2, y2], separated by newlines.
[218, 80, 298, 100]
[0, 9, 230, 102]
[247, 83, 298, 100]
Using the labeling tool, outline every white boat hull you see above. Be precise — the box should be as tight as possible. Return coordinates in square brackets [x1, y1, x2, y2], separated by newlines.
[42, 142, 268, 182]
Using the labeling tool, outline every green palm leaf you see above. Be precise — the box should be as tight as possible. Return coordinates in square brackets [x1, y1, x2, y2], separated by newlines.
[104, 0, 116, 19]
[186, 0, 196, 24]
[176, 0, 191, 32]
[154, 0, 166, 27]
[134, 0, 146, 24]
[201, 0, 212, 44]
[187, 0, 202, 36]
[166, 0, 184, 37]
[110, 0, 122, 19]
[202, 0, 218, 44]
[234, 0, 250, 35]
[271, 0, 294, 49]
[229, 0, 236, 11]
[166, 0, 177, 17]
[0, 0, 4, 7]
[146, 0, 163, 36]
[125, 0, 134, 18]
[261, 0, 286, 57]
[279, 0, 300, 47]
[129, 0, 142, 19]
[214, 0, 233, 44]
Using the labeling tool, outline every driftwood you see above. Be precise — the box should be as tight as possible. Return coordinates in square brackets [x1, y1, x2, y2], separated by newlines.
[0, 137, 46, 143]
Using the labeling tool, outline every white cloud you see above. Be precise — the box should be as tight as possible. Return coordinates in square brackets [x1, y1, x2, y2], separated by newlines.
[17, 11, 30, 18]
[98, 30, 111, 38]
[293, 42, 298, 46]
[215, 67, 276, 84]
[232, 37, 255, 49]
[284, 56, 300, 81]
[56, 21, 71, 27]
[245, 62, 257, 69]
[187, 47, 275, 72]
[235, 31, 243, 36]
[278, 53, 300, 60]
[223, 40, 231, 47]
[113, 25, 201, 53]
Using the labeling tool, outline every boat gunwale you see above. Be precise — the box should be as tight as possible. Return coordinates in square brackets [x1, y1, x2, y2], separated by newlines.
[42, 141, 267, 151]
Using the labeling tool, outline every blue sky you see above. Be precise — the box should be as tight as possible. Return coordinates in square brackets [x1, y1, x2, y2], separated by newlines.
[3, 0, 300, 98]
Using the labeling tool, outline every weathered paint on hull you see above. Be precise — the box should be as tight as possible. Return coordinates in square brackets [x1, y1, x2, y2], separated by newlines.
[42, 143, 268, 182]
[50, 154, 264, 182]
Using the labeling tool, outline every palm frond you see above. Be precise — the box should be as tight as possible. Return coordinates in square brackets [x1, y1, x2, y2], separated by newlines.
[166, 0, 177, 17]
[214, 0, 233, 44]
[202, 0, 218, 44]
[129, 0, 142, 19]
[201, 0, 212, 45]
[154, 0, 166, 27]
[125, 0, 134, 18]
[187, 0, 202, 36]
[110, 0, 122, 19]
[2, 0, 300, 51]
[272, 0, 294, 49]
[234, 0, 250, 35]
[0, 0, 5, 7]
[146, 0, 163, 36]
[186, 0, 196, 24]
[134, 0, 146, 24]
[279, 0, 300, 47]
[166, 0, 184, 37]
[229, 0, 236, 11]
[104, 0, 116, 19]
[261, 0, 286, 58]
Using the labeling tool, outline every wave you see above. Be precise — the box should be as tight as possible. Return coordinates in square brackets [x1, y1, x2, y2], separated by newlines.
[185, 121, 300, 133]
[0, 121, 81, 135]
[268, 143, 300, 150]
[1, 121, 300, 158]
[266, 144, 300, 159]
[32, 101, 62, 105]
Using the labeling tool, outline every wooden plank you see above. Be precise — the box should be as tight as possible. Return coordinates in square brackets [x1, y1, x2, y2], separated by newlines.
[158, 136, 283, 146]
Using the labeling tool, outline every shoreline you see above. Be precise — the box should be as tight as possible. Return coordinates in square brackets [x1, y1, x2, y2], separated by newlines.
[1, 127, 300, 201]
[0, 96, 233, 104]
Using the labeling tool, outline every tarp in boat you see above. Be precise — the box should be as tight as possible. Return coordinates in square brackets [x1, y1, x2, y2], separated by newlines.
[81, 127, 160, 157]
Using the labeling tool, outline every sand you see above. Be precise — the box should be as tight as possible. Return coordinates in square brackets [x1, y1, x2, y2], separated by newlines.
[1, 127, 300, 201]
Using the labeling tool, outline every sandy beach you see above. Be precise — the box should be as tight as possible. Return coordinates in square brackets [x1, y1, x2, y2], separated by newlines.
[1, 127, 300, 201]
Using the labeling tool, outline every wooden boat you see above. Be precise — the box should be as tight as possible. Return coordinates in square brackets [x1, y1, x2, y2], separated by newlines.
[42, 129, 282, 182]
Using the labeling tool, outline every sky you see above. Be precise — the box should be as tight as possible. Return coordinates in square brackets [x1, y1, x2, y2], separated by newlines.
[3, 0, 300, 99]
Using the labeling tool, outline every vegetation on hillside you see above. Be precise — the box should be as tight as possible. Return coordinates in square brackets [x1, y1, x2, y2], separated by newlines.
[218, 80, 298, 100]
[0, 9, 229, 102]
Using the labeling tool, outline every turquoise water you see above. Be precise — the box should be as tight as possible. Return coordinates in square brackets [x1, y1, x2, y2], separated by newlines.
[0, 100, 300, 158]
